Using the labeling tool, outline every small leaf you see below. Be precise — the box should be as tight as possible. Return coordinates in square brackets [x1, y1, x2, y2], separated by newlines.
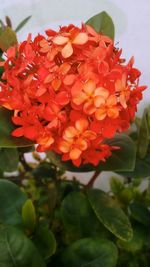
[0, 108, 34, 148]
[0, 179, 27, 226]
[0, 148, 19, 172]
[15, 16, 31, 33]
[22, 199, 36, 232]
[33, 226, 56, 259]
[86, 11, 115, 39]
[0, 27, 17, 51]
[87, 189, 133, 241]
[0, 225, 46, 267]
[129, 202, 150, 226]
[110, 177, 124, 195]
[61, 238, 118, 267]
[137, 108, 149, 159]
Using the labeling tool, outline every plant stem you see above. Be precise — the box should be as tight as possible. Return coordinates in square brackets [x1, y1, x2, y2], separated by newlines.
[86, 169, 101, 188]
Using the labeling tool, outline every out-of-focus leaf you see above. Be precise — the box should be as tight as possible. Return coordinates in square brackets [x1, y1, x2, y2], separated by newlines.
[129, 202, 150, 226]
[22, 199, 36, 232]
[15, 16, 31, 32]
[137, 108, 149, 159]
[0, 27, 17, 51]
[0, 148, 19, 172]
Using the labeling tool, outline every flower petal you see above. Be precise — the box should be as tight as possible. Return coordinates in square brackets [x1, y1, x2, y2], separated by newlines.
[75, 118, 88, 132]
[70, 148, 82, 160]
[72, 32, 88, 45]
[95, 108, 107, 121]
[62, 42, 73, 58]
[84, 80, 95, 95]
[53, 36, 69, 45]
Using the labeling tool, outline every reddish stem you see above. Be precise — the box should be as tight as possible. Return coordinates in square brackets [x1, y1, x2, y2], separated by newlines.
[86, 169, 101, 188]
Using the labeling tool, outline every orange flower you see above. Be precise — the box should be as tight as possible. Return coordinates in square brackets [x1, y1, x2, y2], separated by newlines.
[95, 95, 119, 120]
[52, 27, 88, 58]
[71, 79, 109, 114]
[59, 118, 96, 161]
[115, 73, 130, 108]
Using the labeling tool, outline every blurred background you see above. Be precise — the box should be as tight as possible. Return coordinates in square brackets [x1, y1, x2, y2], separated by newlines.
[1, 0, 150, 189]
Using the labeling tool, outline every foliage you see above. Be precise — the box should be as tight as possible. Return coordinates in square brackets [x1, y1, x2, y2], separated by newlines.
[0, 11, 149, 267]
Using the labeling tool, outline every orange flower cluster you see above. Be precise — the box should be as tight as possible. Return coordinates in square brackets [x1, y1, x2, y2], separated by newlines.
[0, 24, 146, 166]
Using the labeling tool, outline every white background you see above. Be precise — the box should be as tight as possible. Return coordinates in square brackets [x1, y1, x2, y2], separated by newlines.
[0, 0, 150, 188]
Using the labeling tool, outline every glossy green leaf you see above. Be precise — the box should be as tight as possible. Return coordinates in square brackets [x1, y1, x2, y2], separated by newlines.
[0, 179, 27, 225]
[87, 189, 133, 241]
[22, 199, 36, 232]
[61, 192, 107, 241]
[61, 238, 118, 267]
[117, 226, 145, 253]
[0, 225, 46, 267]
[15, 16, 31, 32]
[137, 108, 149, 159]
[129, 202, 150, 226]
[0, 148, 19, 172]
[0, 26, 17, 51]
[33, 226, 56, 260]
[86, 11, 115, 39]
[47, 134, 136, 173]
[0, 108, 34, 147]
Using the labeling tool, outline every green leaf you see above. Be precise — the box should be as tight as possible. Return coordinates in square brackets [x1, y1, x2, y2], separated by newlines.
[137, 108, 149, 159]
[0, 179, 27, 226]
[86, 11, 115, 39]
[0, 225, 46, 267]
[87, 189, 133, 241]
[0, 108, 34, 147]
[61, 238, 118, 267]
[129, 202, 150, 226]
[61, 192, 107, 241]
[22, 199, 36, 232]
[110, 177, 124, 195]
[33, 226, 56, 260]
[0, 148, 19, 172]
[0, 27, 17, 51]
[47, 134, 136, 173]
[15, 16, 32, 33]
[117, 226, 144, 253]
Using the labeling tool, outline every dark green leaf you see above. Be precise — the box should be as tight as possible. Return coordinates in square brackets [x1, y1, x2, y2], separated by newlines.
[0, 148, 19, 172]
[110, 177, 124, 195]
[137, 108, 149, 159]
[15, 16, 31, 33]
[0, 108, 34, 147]
[87, 189, 133, 241]
[61, 238, 118, 267]
[61, 192, 107, 241]
[22, 199, 36, 232]
[86, 11, 115, 39]
[0, 27, 17, 51]
[0, 225, 46, 267]
[117, 226, 144, 253]
[129, 202, 150, 226]
[33, 226, 56, 260]
[0, 179, 27, 226]
[47, 134, 136, 172]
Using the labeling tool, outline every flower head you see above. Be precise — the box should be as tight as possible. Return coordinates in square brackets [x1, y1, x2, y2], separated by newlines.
[0, 24, 146, 166]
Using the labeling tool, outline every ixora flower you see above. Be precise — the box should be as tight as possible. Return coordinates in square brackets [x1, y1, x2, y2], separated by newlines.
[0, 23, 146, 167]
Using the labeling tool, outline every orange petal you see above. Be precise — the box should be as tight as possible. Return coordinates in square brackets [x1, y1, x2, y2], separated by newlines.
[94, 87, 109, 98]
[94, 95, 105, 108]
[83, 101, 96, 115]
[83, 130, 97, 140]
[62, 42, 73, 58]
[84, 80, 95, 95]
[63, 126, 78, 139]
[119, 93, 127, 108]
[51, 78, 62, 91]
[72, 32, 88, 45]
[70, 148, 82, 160]
[95, 108, 107, 121]
[107, 95, 117, 106]
[53, 36, 69, 45]
[107, 107, 119, 119]
[73, 92, 87, 105]
[63, 74, 76, 85]
[59, 140, 71, 153]
[75, 118, 88, 132]
[59, 62, 71, 75]
[76, 138, 88, 151]
[115, 79, 122, 92]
